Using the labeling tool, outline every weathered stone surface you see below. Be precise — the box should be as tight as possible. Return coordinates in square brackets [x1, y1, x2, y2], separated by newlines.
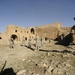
[0, 22, 72, 45]
[17, 70, 26, 75]
[72, 34, 75, 44]
[47, 65, 54, 73]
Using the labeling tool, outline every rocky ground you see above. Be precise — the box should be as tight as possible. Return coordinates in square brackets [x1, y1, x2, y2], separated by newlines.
[0, 41, 75, 75]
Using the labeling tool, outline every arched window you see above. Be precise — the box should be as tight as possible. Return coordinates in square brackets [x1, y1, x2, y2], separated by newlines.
[31, 28, 35, 34]
[15, 30, 17, 32]
[25, 37, 27, 40]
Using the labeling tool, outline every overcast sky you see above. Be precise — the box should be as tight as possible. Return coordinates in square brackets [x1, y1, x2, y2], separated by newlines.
[0, 0, 75, 32]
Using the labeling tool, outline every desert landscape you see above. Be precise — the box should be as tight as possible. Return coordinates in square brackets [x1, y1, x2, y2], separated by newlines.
[0, 0, 75, 75]
[0, 22, 75, 75]
[0, 37, 75, 75]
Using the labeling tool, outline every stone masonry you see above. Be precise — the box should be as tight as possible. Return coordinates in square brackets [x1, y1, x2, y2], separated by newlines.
[0, 22, 72, 45]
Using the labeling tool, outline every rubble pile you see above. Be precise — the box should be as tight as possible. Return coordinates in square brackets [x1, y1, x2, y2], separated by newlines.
[17, 52, 75, 75]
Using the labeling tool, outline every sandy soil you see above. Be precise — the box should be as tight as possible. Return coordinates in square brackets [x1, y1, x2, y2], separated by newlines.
[0, 41, 75, 75]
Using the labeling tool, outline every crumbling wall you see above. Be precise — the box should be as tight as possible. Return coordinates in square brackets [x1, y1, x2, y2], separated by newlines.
[0, 33, 9, 45]
[0, 22, 73, 45]
[36, 27, 59, 40]
[6, 25, 36, 42]
[0, 25, 36, 45]
[35, 22, 62, 40]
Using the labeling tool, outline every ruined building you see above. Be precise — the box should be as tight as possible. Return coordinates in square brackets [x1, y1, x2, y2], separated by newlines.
[0, 22, 71, 45]
[0, 24, 36, 45]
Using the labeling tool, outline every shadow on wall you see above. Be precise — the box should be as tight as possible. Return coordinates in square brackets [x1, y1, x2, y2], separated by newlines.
[56, 33, 73, 46]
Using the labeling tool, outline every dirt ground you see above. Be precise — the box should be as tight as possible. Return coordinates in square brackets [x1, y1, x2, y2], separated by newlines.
[0, 41, 75, 75]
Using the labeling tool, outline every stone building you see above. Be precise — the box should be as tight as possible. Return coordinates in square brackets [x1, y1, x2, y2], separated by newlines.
[35, 22, 63, 40]
[0, 22, 71, 45]
[0, 24, 36, 45]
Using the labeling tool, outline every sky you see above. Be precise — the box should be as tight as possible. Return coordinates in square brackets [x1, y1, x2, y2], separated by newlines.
[0, 0, 75, 32]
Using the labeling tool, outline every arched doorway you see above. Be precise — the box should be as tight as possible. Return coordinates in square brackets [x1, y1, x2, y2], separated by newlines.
[11, 34, 18, 41]
[31, 28, 35, 34]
